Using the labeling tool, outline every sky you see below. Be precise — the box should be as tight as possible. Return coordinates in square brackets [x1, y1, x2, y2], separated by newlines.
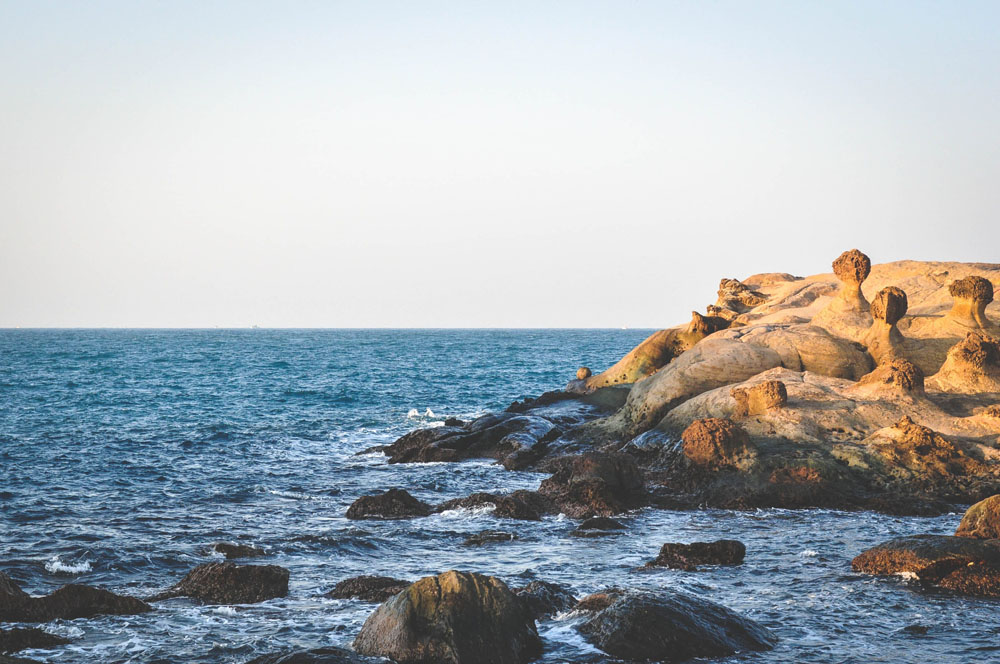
[1, 1, 998, 328]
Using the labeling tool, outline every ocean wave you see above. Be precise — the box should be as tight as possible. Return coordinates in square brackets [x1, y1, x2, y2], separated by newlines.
[45, 556, 92, 574]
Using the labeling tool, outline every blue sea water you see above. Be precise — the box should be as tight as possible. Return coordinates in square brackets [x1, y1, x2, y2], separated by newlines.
[0, 329, 992, 663]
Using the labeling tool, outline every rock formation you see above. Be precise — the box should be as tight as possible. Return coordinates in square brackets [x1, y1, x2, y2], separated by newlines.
[436, 491, 551, 521]
[955, 494, 1000, 539]
[511, 580, 576, 620]
[346, 489, 433, 520]
[0, 572, 151, 622]
[852, 535, 1000, 597]
[680, 418, 756, 470]
[863, 286, 908, 363]
[325, 576, 410, 603]
[212, 542, 266, 559]
[926, 331, 1000, 393]
[353, 570, 542, 664]
[811, 249, 873, 342]
[730, 380, 787, 417]
[152, 562, 289, 604]
[575, 589, 776, 662]
[946, 275, 996, 331]
[644, 540, 746, 571]
[537, 452, 646, 518]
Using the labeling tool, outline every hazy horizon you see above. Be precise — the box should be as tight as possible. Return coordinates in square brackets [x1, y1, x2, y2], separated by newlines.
[2, 1, 998, 328]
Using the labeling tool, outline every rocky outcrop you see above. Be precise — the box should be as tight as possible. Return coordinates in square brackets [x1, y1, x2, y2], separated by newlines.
[537, 452, 646, 518]
[575, 589, 776, 662]
[644, 540, 746, 571]
[955, 495, 1000, 539]
[353, 570, 542, 664]
[715, 279, 767, 313]
[849, 356, 924, 398]
[730, 380, 786, 417]
[247, 647, 381, 664]
[0, 572, 151, 622]
[681, 419, 756, 470]
[325, 575, 410, 603]
[436, 491, 552, 521]
[153, 562, 289, 604]
[512, 580, 576, 620]
[212, 542, 266, 559]
[852, 535, 1000, 597]
[0, 628, 70, 654]
[570, 516, 626, 537]
[927, 332, 1000, 393]
[346, 489, 433, 520]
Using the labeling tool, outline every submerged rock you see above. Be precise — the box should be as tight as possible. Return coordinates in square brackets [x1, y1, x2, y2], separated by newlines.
[353, 570, 541, 664]
[463, 530, 519, 546]
[644, 540, 746, 571]
[512, 580, 576, 620]
[152, 562, 289, 604]
[0, 628, 70, 654]
[576, 589, 776, 662]
[956, 495, 1000, 539]
[325, 576, 410, 603]
[0, 572, 151, 622]
[346, 489, 432, 520]
[246, 647, 381, 663]
[212, 542, 266, 559]
[437, 491, 552, 521]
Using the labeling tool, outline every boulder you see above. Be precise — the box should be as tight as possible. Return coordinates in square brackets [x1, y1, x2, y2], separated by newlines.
[537, 452, 646, 518]
[353, 570, 542, 664]
[463, 531, 519, 546]
[570, 516, 626, 537]
[246, 647, 381, 664]
[576, 589, 776, 662]
[852, 534, 1000, 597]
[681, 419, 756, 470]
[927, 331, 1000, 393]
[0, 628, 70, 654]
[644, 540, 746, 571]
[152, 562, 289, 604]
[512, 580, 576, 620]
[0, 572, 151, 622]
[325, 575, 410, 602]
[436, 491, 552, 521]
[576, 367, 592, 380]
[956, 495, 1000, 539]
[346, 489, 432, 520]
[212, 542, 266, 559]
[730, 380, 786, 417]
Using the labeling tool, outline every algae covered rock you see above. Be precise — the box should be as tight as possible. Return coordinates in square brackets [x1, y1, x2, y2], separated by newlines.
[681, 418, 756, 470]
[353, 570, 542, 664]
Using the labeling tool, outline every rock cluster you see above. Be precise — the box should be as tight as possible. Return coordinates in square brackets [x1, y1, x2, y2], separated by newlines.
[0, 572, 151, 622]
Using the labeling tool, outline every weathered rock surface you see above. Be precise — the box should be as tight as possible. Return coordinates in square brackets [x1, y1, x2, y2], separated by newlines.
[325, 576, 410, 603]
[955, 495, 1000, 539]
[152, 562, 289, 604]
[0, 572, 151, 622]
[852, 534, 1000, 597]
[512, 580, 576, 620]
[927, 332, 1000, 393]
[212, 542, 266, 559]
[353, 570, 542, 664]
[0, 628, 70, 654]
[730, 380, 786, 417]
[681, 418, 756, 470]
[575, 589, 776, 662]
[246, 647, 382, 664]
[644, 540, 746, 571]
[537, 452, 646, 518]
[346, 489, 432, 520]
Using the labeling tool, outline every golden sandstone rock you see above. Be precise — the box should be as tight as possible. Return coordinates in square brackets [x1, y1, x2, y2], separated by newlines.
[730, 380, 787, 417]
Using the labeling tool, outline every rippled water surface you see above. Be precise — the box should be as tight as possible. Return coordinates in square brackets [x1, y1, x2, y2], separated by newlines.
[0, 330, 990, 663]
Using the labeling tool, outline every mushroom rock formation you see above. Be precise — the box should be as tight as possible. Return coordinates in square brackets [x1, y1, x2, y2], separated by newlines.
[863, 286, 908, 364]
[353, 571, 542, 664]
[730, 380, 787, 417]
[848, 356, 925, 399]
[946, 276, 997, 332]
[681, 418, 757, 470]
[810, 249, 874, 342]
[715, 278, 767, 314]
[575, 367, 592, 380]
[567, 312, 730, 393]
[956, 495, 1000, 539]
[926, 332, 1000, 393]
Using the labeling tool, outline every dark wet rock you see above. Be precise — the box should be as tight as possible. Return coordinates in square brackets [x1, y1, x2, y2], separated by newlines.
[576, 589, 776, 662]
[463, 530, 519, 546]
[901, 624, 930, 635]
[212, 542, 266, 559]
[956, 494, 1000, 539]
[570, 516, 626, 537]
[152, 562, 289, 604]
[437, 491, 554, 521]
[444, 417, 465, 427]
[246, 647, 382, 663]
[346, 489, 432, 520]
[644, 540, 746, 571]
[0, 628, 70, 654]
[574, 591, 621, 613]
[512, 581, 576, 620]
[325, 576, 410, 603]
[353, 570, 541, 664]
[0, 572, 151, 622]
[852, 534, 1000, 597]
[538, 452, 647, 518]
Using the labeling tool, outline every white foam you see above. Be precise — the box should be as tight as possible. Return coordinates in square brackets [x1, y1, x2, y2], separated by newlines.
[213, 606, 238, 616]
[898, 571, 919, 581]
[436, 504, 497, 518]
[45, 556, 92, 574]
[800, 549, 818, 557]
[407, 408, 420, 418]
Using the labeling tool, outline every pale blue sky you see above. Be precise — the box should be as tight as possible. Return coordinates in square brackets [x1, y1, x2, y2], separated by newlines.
[1, 1, 998, 327]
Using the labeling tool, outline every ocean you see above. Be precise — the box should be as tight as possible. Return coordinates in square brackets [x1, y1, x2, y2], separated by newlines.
[0, 329, 989, 663]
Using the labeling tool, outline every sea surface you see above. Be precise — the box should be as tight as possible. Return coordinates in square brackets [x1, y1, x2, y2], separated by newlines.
[0, 329, 993, 663]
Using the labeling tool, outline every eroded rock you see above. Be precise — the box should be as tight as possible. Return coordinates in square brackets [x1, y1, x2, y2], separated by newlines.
[947, 276, 996, 330]
[927, 332, 1000, 393]
[346, 489, 432, 520]
[681, 419, 756, 470]
[325, 575, 410, 603]
[864, 286, 908, 363]
[850, 356, 925, 397]
[956, 495, 1000, 539]
[353, 570, 541, 664]
[152, 562, 289, 604]
[730, 380, 786, 417]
